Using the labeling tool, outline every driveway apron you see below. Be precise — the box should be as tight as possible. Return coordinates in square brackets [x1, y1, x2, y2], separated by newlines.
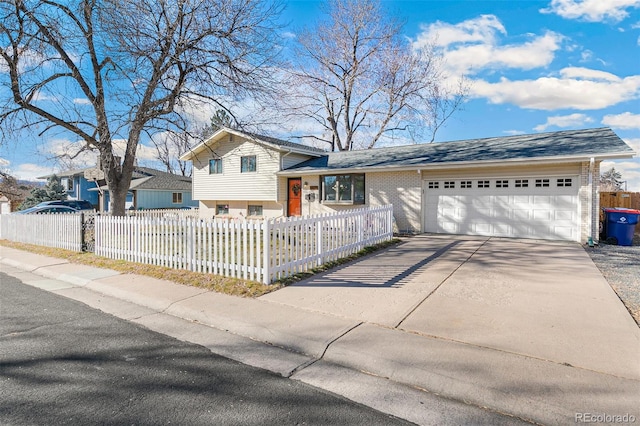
[260, 235, 640, 379]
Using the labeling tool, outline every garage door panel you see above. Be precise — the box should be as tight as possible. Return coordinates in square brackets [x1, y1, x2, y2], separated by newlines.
[424, 176, 579, 241]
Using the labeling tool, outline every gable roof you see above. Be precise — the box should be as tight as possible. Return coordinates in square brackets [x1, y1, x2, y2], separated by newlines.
[37, 166, 95, 179]
[180, 127, 326, 161]
[129, 167, 192, 191]
[88, 167, 192, 191]
[280, 127, 635, 175]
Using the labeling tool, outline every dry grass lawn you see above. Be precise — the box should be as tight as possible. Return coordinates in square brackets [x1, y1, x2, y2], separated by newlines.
[0, 238, 399, 297]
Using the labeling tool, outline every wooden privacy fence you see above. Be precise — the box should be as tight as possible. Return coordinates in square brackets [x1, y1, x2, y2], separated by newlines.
[94, 205, 394, 284]
[0, 213, 83, 251]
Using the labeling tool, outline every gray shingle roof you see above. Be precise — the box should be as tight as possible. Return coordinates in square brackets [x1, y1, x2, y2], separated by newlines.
[283, 128, 634, 173]
[88, 167, 192, 191]
[182, 127, 326, 161]
[127, 167, 192, 191]
[239, 129, 326, 153]
[37, 166, 95, 179]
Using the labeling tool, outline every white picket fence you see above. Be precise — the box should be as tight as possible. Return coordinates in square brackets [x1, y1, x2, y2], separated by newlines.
[95, 205, 393, 283]
[0, 205, 393, 284]
[0, 213, 83, 251]
[126, 208, 200, 219]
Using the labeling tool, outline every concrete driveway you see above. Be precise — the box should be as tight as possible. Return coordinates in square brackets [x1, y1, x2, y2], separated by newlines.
[261, 235, 640, 379]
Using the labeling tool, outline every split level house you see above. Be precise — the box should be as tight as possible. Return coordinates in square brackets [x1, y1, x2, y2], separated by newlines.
[179, 127, 636, 244]
[40, 166, 197, 211]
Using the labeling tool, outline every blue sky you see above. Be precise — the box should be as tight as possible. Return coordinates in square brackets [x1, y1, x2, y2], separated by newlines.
[1, 0, 639, 190]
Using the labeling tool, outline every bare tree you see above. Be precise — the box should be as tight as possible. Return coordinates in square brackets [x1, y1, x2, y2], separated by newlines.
[152, 130, 195, 177]
[0, 0, 284, 215]
[285, 0, 466, 151]
[0, 169, 20, 198]
[600, 167, 624, 192]
[152, 110, 235, 176]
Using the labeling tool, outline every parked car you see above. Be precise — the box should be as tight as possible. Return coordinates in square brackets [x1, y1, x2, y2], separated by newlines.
[16, 205, 80, 214]
[36, 200, 95, 211]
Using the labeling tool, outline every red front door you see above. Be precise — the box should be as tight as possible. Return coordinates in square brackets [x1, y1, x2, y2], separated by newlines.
[287, 178, 302, 216]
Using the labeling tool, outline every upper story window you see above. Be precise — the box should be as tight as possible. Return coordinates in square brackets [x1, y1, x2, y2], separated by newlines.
[209, 158, 222, 174]
[241, 155, 256, 173]
[321, 174, 365, 204]
[63, 178, 73, 191]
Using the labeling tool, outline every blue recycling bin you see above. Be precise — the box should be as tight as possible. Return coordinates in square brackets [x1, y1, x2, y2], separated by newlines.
[603, 208, 640, 246]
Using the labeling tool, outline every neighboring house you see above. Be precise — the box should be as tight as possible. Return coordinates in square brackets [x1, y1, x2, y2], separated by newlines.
[1, 190, 30, 214]
[91, 167, 197, 211]
[0, 196, 12, 214]
[180, 127, 636, 243]
[38, 167, 101, 208]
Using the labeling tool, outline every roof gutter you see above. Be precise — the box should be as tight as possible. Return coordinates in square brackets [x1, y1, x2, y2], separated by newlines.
[276, 152, 635, 176]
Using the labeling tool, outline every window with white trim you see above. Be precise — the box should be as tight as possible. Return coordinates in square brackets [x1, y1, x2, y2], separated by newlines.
[428, 181, 439, 189]
[557, 178, 572, 187]
[460, 181, 472, 188]
[216, 204, 229, 215]
[209, 158, 222, 174]
[515, 179, 529, 188]
[240, 155, 256, 173]
[477, 180, 490, 188]
[444, 181, 455, 189]
[496, 180, 509, 188]
[321, 174, 365, 204]
[535, 178, 550, 187]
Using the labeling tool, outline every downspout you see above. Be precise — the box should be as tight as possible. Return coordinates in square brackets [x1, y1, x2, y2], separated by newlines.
[588, 157, 595, 246]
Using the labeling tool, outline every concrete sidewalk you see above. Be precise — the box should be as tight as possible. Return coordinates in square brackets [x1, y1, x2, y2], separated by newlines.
[1, 237, 639, 425]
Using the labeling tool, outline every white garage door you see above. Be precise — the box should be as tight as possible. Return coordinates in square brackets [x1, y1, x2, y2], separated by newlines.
[423, 176, 580, 241]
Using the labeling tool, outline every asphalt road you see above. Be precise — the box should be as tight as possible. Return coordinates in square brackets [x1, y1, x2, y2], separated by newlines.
[0, 273, 411, 426]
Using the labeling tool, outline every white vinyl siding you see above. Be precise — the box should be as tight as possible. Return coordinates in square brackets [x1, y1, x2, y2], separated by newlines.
[192, 138, 280, 201]
[282, 152, 314, 169]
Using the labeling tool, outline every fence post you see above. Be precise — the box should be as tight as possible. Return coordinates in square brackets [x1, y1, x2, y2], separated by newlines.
[79, 213, 85, 252]
[262, 218, 270, 284]
[316, 214, 323, 266]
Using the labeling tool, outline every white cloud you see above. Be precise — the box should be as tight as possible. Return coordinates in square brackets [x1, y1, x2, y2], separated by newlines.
[601, 157, 640, 191]
[560, 67, 621, 82]
[413, 16, 563, 76]
[602, 112, 640, 129]
[471, 71, 640, 110]
[622, 137, 640, 153]
[417, 14, 506, 48]
[541, 0, 640, 23]
[605, 138, 640, 192]
[45, 137, 159, 170]
[534, 113, 594, 131]
[503, 130, 526, 136]
[73, 98, 92, 105]
[12, 163, 53, 181]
